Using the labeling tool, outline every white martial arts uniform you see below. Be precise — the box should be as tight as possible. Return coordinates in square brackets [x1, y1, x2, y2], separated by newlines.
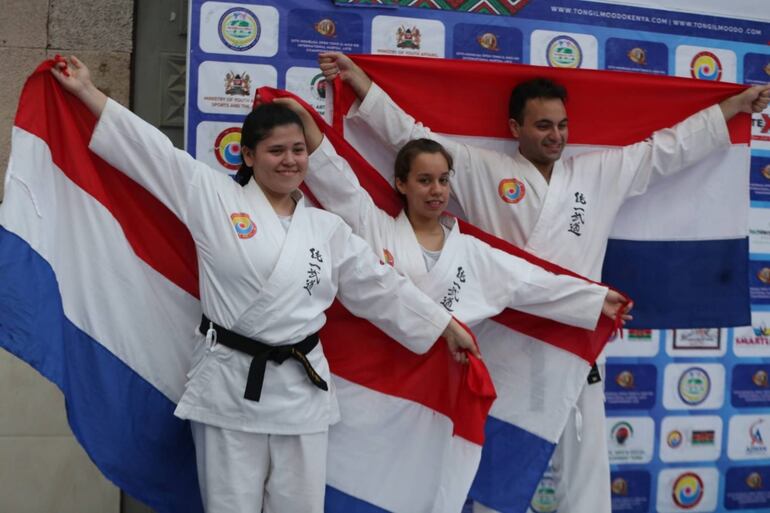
[347, 83, 730, 513]
[89, 99, 455, 513]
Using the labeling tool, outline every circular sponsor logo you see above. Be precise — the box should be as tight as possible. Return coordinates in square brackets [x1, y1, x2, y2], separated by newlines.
[214, 127, 243, 171]
[667, 430, 684, 448]
[498, 178, 526, 204]
[230, 212, 257, 239]
[753, 369, 769, 388]
[530, 476, 558, 513]
[615, 370, 635, 389]
[218, 7, 261, 51]
[746, 471, 763, 489]
[627, 47, 647, 65]
[382, 249, 395, 267]
[315, 18, 336, 38]
[678, 367, 711, 405]
[311, 73, 327, 101]
[765, 63, 770, 77]
[478, 32, 499, 51]
[672, 472, 704, 509]
[611, 421, 633, 445]
[546, 36, 582, 68]
[758, 267, 770, 284]
[762, 164, 770, 180]
[611, 477, 628, 496]
[690, 51, 722, 81]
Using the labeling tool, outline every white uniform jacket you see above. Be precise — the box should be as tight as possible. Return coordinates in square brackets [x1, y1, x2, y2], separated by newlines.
[306, 136, 608, 331]
[349, 83, 731, 283]
[89, 99, 452, 435]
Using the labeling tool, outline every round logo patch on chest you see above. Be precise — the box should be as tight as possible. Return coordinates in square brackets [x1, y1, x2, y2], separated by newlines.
[230, 212, 257, 239]
[498, 178, 526, 204]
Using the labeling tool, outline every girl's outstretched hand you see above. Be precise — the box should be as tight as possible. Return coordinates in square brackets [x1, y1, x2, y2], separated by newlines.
[50, 55, 107, 116]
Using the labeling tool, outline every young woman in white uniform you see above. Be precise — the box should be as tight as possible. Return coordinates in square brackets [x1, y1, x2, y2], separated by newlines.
[51, 56, 481, 513]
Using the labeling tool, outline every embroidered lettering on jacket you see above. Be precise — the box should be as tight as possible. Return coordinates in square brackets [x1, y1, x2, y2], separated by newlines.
[440, 266, 467, 312]
[568, 192, 587, 237]
[303, 248, 324, 296]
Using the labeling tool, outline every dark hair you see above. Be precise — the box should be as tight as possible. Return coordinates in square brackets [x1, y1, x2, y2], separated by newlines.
[394, 138, 453, 203]
[508, 78, 568, 124]
[234, 103, 305, 186]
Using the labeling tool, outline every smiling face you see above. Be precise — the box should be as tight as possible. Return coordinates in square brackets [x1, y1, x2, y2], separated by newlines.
[396, 151, 451, 224]
[509, 97, 568, 174]
[242, 123, 308, 205]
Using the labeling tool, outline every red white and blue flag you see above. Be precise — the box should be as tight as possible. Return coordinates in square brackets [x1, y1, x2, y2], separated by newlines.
[0, 56, 749, 513]
[324, 55, 751, 513]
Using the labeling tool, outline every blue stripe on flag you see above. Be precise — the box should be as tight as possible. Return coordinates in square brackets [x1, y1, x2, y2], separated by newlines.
[469, 415, 555, 513]
[0, 226, 203, 513]
[325, 486, 390, 512]
[602, 237, 750, 329]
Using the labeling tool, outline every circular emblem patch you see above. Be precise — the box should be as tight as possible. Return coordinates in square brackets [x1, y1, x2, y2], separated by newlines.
[311, 73, 327, 101]
[314, 18, 336, 38]
[678, 367, 711, 405]
[214, 127, 243, 171]
[611, 421, 633, 446]
[230, 212, 257, 239]
[627, 47, 647, 65]
[530, 476, 558, 513]
[746, 471, 763, 490]
[478, 32, 499, 52]
[611, 477, 628, 496]
[218, 7, 261, 51]
[672, 472, 704, 509]
[498, 178, 526, 204]
[546, 36, 582, 68]
[615, 370, 635, 389]
[667, 430, 683, 448]
[690, 51, 722, 81]
[754, 369, 769, 388]
[382, 249, 395, 267]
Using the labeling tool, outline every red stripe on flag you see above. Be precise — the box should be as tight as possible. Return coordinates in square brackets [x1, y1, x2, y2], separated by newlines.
[15, 61, 200, 299]
[343, 54, 750, 146]
[322, 301, 495, 444]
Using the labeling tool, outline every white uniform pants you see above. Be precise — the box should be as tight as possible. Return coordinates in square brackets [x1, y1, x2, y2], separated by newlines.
[191, 421, 328, 513]
[473, 377, 610, 513]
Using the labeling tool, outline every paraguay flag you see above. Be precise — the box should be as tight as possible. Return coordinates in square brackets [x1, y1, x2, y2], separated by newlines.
[326, 55, 752, 512]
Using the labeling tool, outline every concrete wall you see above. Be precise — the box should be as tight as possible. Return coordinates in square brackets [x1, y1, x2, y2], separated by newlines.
[0, 1, 133, 511]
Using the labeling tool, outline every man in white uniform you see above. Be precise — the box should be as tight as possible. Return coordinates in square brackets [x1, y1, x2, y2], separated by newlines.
[319, 51, 770, 513]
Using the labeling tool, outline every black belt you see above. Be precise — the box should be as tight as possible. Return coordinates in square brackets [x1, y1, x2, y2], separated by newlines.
[199, 315, 328, 402]
[587, 363, 602, 385]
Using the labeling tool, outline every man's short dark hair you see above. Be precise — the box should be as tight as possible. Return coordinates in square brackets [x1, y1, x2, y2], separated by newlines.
[508, 78, 568, 123]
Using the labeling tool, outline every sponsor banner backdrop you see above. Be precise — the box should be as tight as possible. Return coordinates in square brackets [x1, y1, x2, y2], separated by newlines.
[186, 1, 770, 511]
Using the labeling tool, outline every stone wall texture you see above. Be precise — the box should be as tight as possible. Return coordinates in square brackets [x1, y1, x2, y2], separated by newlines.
[0, 2, 134, 511]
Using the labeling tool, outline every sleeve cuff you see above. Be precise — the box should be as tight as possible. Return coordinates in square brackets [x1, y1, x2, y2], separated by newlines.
[705, 103, 731, 147]
[348, 82, 384, 119]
